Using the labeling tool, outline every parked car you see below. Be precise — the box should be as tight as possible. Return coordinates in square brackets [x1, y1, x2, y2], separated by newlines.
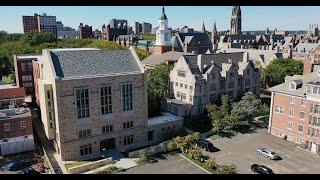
[196, 139, 214, 152]
[17, 167, 40, 174]
[257, 148, 280, 160]
[251, 164, 274, 174]
[6, 158, 33, 171]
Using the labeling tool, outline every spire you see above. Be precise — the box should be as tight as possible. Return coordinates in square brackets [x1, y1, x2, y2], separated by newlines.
[201, 21, 206, 33]
[159, 6, 167, 20]
[213, 21, 217, 33]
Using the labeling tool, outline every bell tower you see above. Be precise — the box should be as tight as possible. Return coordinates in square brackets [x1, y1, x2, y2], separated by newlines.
[154, 6, 172, 54]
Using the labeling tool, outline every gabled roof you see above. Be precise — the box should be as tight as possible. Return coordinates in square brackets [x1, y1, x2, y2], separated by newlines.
[49, 48, 142, 79]
[0, 87, 26, 100]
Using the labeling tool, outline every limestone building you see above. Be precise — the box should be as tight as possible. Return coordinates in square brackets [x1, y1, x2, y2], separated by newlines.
[230, 6, 241, 35]
[35, 47, 149, 160]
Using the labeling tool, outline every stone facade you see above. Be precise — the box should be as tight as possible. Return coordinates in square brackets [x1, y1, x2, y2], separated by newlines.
[36, 47, 148, 161]
[167, 52, 260, 117]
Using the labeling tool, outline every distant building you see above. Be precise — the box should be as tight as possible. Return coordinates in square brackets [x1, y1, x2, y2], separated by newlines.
[142, 22, 152, 33]
[78, 23, 93, 39]
[292, 43, 320, 60]
[102, 19, 129, 41]
[56, 21, 77, 39]
[133, 22, 141, 34]
[93, 29, 102, 39]
[230, 6, 241, 35]
[176, 26, 194, 33]
[22, 13, 57, 38]
[171, 32, 213, 54]
[141, 51, 185, 69]
[307, 24, 319, 37]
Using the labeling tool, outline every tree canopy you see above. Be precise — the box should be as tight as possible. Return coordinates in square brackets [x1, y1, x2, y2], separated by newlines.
[0, 31, 152, 82]
[261, 58, 303, 88]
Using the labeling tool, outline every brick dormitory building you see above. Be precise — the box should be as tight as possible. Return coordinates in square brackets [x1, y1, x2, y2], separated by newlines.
[269, 46, 320, 154]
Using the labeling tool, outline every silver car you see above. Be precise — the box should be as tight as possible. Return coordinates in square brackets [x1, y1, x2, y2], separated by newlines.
[257, 148, 280, 160]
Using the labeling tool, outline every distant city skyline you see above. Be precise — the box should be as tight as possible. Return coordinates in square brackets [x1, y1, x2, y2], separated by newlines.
[1, 6, 320, 33]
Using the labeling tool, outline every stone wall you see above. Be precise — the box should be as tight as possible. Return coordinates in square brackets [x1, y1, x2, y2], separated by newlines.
[68, 157, 113, 174]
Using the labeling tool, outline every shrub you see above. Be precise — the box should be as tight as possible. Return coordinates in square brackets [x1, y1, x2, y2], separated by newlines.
[218, 164, 237, 174]
[139, 149, 148, 162]
[204, 157, 217, 170]
[98, 166, 119, 174]
[187, 148, 203, 161]
[167, 141, 176, 152]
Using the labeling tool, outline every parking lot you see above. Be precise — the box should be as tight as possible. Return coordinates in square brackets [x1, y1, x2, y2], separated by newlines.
[205, 128, 320, 174]
[116, 154, 208, 174]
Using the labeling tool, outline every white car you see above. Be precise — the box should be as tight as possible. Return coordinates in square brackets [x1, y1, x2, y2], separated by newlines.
[257, 148, 280, 160]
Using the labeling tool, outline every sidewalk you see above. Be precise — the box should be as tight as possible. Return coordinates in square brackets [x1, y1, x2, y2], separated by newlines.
[83, 158, 139, 174]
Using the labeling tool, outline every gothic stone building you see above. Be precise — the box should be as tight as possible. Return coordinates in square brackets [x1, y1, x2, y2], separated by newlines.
[166, 52, 260, 117]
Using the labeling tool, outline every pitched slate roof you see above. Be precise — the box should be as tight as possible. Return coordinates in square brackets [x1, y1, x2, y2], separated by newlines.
[0, 87, 26, 100]
[49, 48, 142, 78]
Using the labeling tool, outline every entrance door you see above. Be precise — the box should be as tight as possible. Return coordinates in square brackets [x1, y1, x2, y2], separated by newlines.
[100, 138, 115, 151]
[311, 142, 317, 153]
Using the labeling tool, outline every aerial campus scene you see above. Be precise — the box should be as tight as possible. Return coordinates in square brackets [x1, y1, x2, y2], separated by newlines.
[0, 6, 320, 174]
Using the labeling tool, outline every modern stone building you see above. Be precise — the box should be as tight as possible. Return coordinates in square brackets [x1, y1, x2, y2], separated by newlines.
[269, 46, 320, 154]
[166, 52, 260, 117]
[35, 47, 149, 160]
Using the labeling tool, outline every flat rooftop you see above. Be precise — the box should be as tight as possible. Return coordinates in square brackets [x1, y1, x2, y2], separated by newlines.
[0, 84, 19, 90]
[0, 107, 31, 121]
[148, 113, 183, 127]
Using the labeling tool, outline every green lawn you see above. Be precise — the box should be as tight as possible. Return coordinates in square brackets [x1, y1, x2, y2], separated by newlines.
[142, 33, 156, 41]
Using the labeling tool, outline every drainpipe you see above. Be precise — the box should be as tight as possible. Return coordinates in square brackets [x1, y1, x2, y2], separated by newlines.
[268, 91, 275, 133]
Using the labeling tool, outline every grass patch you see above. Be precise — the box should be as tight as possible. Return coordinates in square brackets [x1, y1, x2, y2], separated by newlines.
[65, 161, 93, 169]
[142, 33, 156, 41]
[96, 166, 120, 174]
[181, 152, 218, 174]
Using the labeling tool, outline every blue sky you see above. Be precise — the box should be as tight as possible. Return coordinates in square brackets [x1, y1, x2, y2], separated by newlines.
[0, 6, 319, 33]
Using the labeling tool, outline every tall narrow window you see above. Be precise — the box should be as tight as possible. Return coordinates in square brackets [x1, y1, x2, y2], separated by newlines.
[100, 86, 112, 115]
[75, 88, 90, 119]
[4, 123, 10, 132]
[122, 84, 133, 111]
[21, 62, 26, 72]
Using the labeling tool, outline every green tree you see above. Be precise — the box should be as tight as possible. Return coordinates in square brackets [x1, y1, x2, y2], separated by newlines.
[231, 91, 261, 120]
[261, 58, 303, 88]
[147, 64, 173, 117]
[21, 31, 56, 46]
[220, 94, 233, 115]
[218, 164, 237, 174]
[0, 53, 11, 77]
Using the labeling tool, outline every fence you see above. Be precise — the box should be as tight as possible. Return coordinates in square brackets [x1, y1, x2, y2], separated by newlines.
[42, 147, 55, 174]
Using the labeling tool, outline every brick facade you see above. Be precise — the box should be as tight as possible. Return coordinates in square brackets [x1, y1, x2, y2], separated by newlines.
[269, 92, 320, 154]
[154, 45, 172, 55]
[0, 115, 33, 139]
